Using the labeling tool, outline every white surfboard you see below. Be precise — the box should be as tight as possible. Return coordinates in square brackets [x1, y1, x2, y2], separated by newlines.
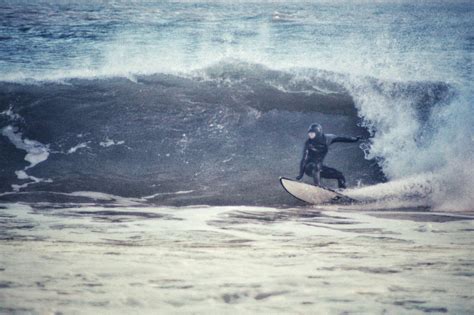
[279, 177, 356, 205]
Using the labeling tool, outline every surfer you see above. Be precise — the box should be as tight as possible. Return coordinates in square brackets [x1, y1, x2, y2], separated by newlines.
[296, 123, 361, 189]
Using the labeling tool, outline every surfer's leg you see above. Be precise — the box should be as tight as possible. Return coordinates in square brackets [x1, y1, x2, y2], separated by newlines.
[304, 162, 315, 177]
[311, 162, 322, 186]
[321, 165, 346, 188]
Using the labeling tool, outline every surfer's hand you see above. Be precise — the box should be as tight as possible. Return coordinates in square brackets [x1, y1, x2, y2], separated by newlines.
[296, 175, 303, 181]
[356, 136, 363, 141]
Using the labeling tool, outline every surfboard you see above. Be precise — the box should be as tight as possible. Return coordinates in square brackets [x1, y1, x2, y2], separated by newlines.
[279, 177, 356, 205]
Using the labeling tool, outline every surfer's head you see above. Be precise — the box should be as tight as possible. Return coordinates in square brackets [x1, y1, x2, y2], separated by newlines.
[307, 123, 323, 139]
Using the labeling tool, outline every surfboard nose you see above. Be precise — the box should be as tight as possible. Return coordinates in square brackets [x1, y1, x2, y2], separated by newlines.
[280, 177, 356, 205]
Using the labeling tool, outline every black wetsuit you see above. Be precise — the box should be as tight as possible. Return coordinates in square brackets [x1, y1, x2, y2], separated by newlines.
[298, 134, 359, 188]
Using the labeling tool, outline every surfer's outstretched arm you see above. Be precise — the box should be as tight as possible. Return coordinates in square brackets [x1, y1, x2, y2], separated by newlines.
[296, 141, 309, 180]
[329, 135, 361, 144]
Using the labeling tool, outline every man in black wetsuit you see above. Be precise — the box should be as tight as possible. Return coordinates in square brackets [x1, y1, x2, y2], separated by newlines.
[296, 123, 361, 189]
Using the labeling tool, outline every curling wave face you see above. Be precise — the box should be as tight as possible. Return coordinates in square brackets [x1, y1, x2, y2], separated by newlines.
[0, 61, 467, 209]
[0, 63, 380, 205]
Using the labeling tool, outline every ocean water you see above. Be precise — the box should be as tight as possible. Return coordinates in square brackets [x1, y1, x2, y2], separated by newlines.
[1, 202, 473, 314]
[0, 0, 473, 313]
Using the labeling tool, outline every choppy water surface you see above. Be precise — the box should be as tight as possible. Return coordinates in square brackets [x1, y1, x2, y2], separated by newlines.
[0, 200, 474, 314]
[1, 201, 473, 314]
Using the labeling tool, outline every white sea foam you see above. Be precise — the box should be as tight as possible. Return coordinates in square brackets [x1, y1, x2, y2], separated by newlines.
[142, 190, 195, 200]
[1, 126, 50, 169]
[1, 125, 52, 191]
[11, 171, 53, 192]
[1, 106, 21, 121]
[67, 142, 89, 154]
[341, 77, 474, 211]
[65, 191, 142, 206]
[99, 137, 125, 148]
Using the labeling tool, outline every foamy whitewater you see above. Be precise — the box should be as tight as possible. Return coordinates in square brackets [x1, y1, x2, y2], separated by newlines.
[0, 1, 473, 313]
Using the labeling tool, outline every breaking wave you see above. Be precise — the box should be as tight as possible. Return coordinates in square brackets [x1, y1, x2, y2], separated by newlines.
[1, 60, 471, 210]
